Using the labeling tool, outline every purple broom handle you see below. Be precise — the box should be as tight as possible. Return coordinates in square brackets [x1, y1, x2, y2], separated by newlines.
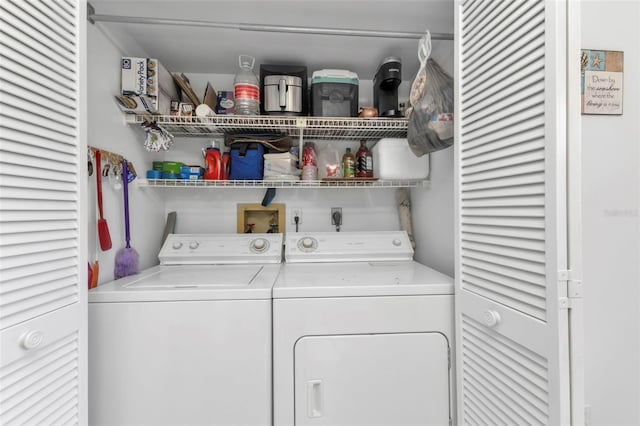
[122, 160, 131, 248]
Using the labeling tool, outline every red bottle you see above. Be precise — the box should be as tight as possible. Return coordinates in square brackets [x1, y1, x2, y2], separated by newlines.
[204, 143, 222, 180]
[221, 151, 230, 180]
[355, 140, 373, 178]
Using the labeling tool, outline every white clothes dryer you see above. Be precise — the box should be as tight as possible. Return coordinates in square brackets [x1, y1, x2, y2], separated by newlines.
[273, 231, 454, 426]
[89, 233, 282, 426]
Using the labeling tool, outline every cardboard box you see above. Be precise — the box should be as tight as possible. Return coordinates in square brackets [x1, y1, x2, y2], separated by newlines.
[121, 57, 178, 100]
[114, 87, 173, 115]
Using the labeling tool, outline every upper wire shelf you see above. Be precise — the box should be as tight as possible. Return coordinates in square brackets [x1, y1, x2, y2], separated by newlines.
[126, 114, 409, 140]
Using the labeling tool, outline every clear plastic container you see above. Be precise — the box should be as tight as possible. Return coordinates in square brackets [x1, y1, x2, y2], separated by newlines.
[234, 55, 260, 115]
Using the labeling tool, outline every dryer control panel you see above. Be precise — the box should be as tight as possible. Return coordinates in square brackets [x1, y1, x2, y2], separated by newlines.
[159, 233, 283, 265]
[285, 231, 413, 263]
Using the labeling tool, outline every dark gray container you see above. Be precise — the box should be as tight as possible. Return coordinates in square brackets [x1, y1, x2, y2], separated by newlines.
[311, 70, 359, 117]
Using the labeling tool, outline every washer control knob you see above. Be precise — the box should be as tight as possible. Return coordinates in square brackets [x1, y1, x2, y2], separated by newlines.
[172, 241, 183, 250]
[189, 241, 199, 250]
[392, 239, 402, 247]
[251, 238, 269, 252]
[298, 237, 318, 252]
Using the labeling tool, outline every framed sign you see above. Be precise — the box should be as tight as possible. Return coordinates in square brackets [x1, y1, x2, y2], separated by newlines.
[581, 49, 624, 115]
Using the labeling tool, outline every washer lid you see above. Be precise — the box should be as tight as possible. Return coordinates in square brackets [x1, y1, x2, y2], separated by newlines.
[89, 264, 281, 302]
[273, 261, 453, 298]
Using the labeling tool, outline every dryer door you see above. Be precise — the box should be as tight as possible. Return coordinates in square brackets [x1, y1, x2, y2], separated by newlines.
[294, 333, 450, 426]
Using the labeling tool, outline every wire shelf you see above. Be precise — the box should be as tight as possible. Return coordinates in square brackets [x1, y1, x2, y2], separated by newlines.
[126, 114, 409, 140]
[136, 178, 429, 189]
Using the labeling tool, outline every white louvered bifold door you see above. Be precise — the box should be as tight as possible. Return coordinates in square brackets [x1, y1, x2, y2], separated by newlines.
[454, 0, 573, 424]
[0, 0, 87, 424]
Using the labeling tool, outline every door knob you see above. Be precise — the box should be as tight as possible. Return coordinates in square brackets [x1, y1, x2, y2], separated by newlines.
[483, 310, 501, 328]
[20, 330, 44, 350]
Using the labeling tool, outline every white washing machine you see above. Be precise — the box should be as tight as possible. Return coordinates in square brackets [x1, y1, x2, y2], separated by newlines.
[89, 233, 283, 426]
[273, 231, 454, 426]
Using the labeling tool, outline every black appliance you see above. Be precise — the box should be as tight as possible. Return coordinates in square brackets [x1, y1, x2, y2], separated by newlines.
[373, 57, 402, 117]
[260, 64, 308, 116]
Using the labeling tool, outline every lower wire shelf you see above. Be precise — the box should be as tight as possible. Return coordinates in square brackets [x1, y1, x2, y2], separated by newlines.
[136, 178, 430, 189]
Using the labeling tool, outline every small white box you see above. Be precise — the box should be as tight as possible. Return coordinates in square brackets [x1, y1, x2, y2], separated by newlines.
[264, 152, 299, 176]
[372, 138, 430, 180]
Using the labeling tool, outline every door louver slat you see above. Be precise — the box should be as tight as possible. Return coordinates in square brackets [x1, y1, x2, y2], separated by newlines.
[1, 266, 76, 295]
[461, 104, 545, 140]
[462, 194, 546, 209]
[461, 161, 544, 185]
[33, 0, 76, 27]
[0, 43, 76, 90]
[1, 1, 75, 57]
[463, 0, 540, 66]
[14, 0, 76, 43]
[0, 88, 76, 126]
[462, 150, 545, 177]
[1, 113, 76, 146]
[461, 183, 545, 200]
[462, 138, 544, 167]
[463, 248, 545, 276]
[463, 66, 544, 118]
[1, 138, 77, 164]
[461, 223, 544, 241]
[0, 57, 77, 103]
[462, 173, 544, 193]
[461, 0, 501, 35]
[461, 316, 549, 424]
[0, 332, 79, 425]
[462, 231, 545, 251]
[461, 89, 545, 134]
[462, 265, 546, 298]
[463, 257, 546, 288]
[461, 119, 545, 154]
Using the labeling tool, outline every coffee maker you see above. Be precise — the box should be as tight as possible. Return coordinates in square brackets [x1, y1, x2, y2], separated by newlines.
[373, 57, 402, 117]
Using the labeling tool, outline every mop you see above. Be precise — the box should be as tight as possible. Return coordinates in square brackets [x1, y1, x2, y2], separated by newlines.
[114, 160, 139, 278]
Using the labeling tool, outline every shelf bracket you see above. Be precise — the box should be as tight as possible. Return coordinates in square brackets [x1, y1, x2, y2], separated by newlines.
[296, 118, 307, 165]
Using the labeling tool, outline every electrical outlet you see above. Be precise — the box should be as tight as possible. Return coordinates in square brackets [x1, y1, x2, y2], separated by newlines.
[291, 208, 302, 224]
[331, 207, 342, 225]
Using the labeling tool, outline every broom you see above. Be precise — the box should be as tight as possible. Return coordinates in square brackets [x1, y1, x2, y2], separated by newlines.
[114, 160, 139, 278]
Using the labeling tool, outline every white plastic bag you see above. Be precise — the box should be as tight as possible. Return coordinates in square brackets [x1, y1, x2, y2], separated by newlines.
[317, 143, 342, 179]
[407, 31, 454, 156]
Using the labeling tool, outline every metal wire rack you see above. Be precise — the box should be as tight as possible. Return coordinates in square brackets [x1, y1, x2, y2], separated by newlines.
[136, 179, 430, 189]
[126, 114, 409, 140]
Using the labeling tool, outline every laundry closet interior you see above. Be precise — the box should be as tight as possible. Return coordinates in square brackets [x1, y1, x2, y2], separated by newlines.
[87, 0, 456, 281]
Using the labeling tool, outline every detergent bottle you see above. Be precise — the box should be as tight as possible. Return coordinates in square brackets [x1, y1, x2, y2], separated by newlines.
[203, 140, 222, 180]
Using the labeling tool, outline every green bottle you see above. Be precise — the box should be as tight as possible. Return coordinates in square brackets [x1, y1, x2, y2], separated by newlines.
[342, 148, 355, 178]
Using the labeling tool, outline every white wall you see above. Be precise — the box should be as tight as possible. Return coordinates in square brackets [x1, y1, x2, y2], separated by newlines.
[411, 41, 455, 277]
[88, 24, 166, 283]
[581, 1, 640, 425]
[87, 24, 456, 280]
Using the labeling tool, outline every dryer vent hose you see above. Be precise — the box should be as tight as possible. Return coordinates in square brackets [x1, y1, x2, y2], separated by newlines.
[397, 188, 416, 249]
